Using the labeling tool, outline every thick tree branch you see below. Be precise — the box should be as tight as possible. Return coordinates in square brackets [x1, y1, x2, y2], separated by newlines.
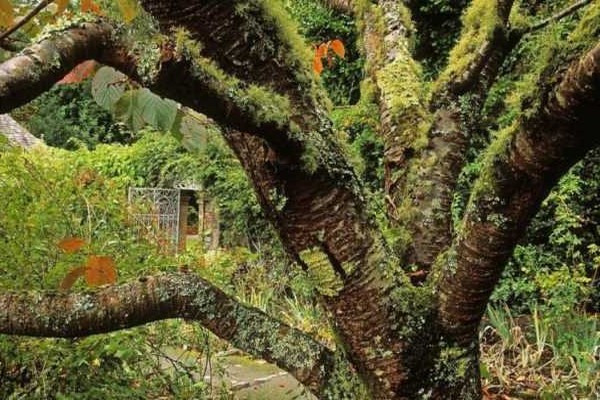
[438, 41, 600, 345]
[0, 21, 136, 113]
[397, 0, 517, 277]
[0, 272, 339, 396]
[357, 1, 431, 233]
[139, 0, 324, 121]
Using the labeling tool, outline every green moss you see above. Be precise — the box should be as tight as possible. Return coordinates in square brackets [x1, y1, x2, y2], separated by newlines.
[243, 85, 292, 128]
[320, 351, 369, 399]
[177, 48, 294, 129]
[259, 0, 314, 84]
[377, 49, 428, 125]
[299, 248, 344, 296]
[388, 284, 435, 339]
[435, 0, 503, 90]
[568, 2, 600, 50]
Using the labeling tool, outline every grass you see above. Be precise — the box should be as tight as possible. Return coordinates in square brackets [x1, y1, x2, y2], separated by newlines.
[480, 303, 599, 399]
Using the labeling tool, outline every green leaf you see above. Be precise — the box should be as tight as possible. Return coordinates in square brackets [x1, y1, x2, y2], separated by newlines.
[91, 67, 127, 110]
[113, 88, 178, 132]
[113, 89, 145, 132]
[136, 88, 179, 132]
[171, 108, 209, 152]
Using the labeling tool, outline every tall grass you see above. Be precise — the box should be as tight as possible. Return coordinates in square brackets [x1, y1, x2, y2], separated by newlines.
[481, 303, 599, 399]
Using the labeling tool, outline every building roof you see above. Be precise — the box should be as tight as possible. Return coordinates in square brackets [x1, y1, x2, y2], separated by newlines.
[0, 114, 42, 149]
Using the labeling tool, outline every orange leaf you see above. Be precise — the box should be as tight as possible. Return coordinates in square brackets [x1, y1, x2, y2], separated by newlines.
[60, 266, 87, 290]
[312, 56, 323, 75]
[85, 256, 117, 286]
[330, 39, 345, 59]
[0, 0, 14, 28]
[81, 0, 101, 14]
[55, 0, 69, 15]
[58, 237, 86, 253]
[316, 43, 328, 59]
[57, 60, 97, 84]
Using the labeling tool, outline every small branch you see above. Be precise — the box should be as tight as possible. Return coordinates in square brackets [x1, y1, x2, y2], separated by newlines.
[525, 0, 592, 34]
[0, 0, 54, 43]
[319, 0, 353, 14]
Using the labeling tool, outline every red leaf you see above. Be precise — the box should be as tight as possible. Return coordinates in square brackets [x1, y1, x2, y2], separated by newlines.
[57, 60, 98, 85]
[60, 266, 87, 290]
[58, 237, 86, 253]
[330, 39, 345, 59]
[85, 255, 117, 286]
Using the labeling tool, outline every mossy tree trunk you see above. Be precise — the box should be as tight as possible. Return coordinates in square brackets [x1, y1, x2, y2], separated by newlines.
[0, 0, 599, 399]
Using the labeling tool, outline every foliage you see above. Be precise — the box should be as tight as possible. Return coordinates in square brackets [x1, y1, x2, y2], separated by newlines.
[286, 0, 363, 105]
[409, 0, 469, 77]
[482, 304, 599, 398]
[331, 101, 383, 192]
[491, 150, 600, 314]
[0, 143, 225, 399]
[12, 80, 132, 150]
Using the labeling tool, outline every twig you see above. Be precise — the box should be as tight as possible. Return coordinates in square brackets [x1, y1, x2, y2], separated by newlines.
[0, 0, 55, 43]
[526, 0, 592, 34]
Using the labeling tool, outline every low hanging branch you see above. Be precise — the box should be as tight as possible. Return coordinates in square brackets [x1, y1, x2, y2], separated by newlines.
[0, 21, 135, 112]
[0, 272, 337, 396]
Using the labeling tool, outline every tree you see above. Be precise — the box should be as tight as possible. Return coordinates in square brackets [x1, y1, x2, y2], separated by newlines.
[0, 0, 599, 398]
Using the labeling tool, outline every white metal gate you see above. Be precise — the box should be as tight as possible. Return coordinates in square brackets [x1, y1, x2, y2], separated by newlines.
[128, 188, 181, 251]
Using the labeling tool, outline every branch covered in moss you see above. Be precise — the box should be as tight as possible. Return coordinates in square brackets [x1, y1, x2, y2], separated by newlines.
[0, 21, 136, 113]
[139, 0, 326, 120]
[0, 272, 339, 396]
[438, 41, 600, 345]
[398, 0, 518, 276]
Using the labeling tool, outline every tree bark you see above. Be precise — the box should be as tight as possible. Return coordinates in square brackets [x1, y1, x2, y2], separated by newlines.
[439, 41, 600, 345]
[0, 21, 135, 113]
[0, 1, 599, 399]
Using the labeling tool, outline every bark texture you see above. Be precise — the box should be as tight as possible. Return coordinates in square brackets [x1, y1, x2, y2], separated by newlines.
[439, 41, 600, 344]
[0, 21, 135, 113]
